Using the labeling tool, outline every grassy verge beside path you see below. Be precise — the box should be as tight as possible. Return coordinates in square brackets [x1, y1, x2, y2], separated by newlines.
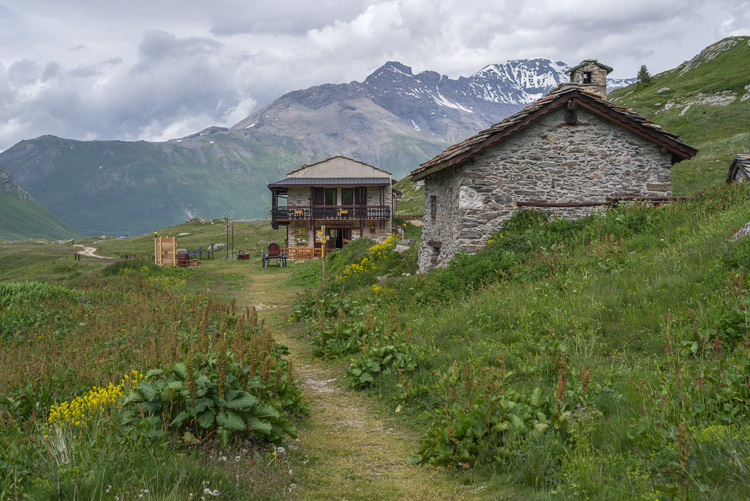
[205, 261, 491, 500]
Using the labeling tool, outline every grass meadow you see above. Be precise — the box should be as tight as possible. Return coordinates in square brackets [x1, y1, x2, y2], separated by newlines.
[292, 183, 750, 499]
[0, 222, 304, 499]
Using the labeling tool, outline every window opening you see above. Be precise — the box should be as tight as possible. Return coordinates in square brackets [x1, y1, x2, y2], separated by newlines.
[583, 72, 592, 84]
[430, 195, 437, 220]
[341, 188, 354, 206]
[324, 188, 337, 206]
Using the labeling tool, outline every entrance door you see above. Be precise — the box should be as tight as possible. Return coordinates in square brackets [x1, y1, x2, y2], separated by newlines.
[327, 228, 342, 249]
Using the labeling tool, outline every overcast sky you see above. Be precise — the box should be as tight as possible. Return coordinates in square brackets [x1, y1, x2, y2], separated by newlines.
[0, 0, 748, 151]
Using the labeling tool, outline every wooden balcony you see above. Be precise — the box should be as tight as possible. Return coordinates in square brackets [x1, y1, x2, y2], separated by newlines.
[271, 205, 391, 227]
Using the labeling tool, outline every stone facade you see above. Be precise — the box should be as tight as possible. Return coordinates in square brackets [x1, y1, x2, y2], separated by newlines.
[284, 185, 393, 250]
[417, 106, 674, 272]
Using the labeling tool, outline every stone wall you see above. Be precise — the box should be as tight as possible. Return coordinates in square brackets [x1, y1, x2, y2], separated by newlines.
[417, 107, 673, 272]
[283, 186, 393, 252]
[569, 62, 609, 99]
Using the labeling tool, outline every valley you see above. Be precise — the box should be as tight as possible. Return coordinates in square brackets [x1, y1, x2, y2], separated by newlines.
[2, 35, 750, 500]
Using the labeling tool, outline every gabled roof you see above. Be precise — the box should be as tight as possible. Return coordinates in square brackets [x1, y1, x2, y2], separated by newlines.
[566, 59, 613, 74]
[268, 177, 391, 188]
[286, 155, 392, 176]
[411, 86, 698, 181]
[726, 154, 750, 183]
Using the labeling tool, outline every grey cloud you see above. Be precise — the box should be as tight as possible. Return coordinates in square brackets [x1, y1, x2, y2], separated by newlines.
[7, 59, 42, 87]
[0, 0, 745, 152]
[208, 0, 371, 36]
[137, 30, 222, 63]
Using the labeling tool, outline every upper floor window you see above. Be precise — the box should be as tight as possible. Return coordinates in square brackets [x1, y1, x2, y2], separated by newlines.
[341, 188, 354, 206]
[583, 72, 592, 84]
[430, 195, 437, 220]
[324, 188, 337, 206]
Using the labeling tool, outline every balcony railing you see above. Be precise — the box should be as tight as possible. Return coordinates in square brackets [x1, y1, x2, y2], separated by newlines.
[272, 205, 391, 223]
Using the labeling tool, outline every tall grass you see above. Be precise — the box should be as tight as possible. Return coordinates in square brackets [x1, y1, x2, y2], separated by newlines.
[0, 261, 304, 498]
[295, 183, 750, 498]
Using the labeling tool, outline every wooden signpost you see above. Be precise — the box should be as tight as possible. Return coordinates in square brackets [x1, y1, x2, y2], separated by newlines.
[318, 225, 327, 293]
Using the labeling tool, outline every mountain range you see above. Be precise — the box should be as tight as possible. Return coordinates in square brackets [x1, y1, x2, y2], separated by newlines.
[0, 161, 82, 240]
[1, 58, 633, 237]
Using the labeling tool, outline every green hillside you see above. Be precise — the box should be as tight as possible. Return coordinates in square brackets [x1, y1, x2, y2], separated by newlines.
[0, 134, 305, 237]
[609, 36, 750, 194]
[293, 182, 750, 498]
[0, 162, 82, 241]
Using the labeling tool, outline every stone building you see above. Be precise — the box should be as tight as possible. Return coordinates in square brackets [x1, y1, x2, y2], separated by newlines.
[268, 156, 396, 258]
[411, 60, 698, 273]
[726, 154, 750, 183]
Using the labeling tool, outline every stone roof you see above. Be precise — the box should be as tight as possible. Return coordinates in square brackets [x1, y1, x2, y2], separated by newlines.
[566, 59, 614, 74]
[411, 86, 698, 181]
[726, 154, 750, 183]
[286, 155, 392, 176]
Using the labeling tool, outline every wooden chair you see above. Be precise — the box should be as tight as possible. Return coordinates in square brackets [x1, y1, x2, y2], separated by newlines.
[262, 242, 287, 267]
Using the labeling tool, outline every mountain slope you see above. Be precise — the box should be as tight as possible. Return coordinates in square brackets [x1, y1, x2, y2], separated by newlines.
[609, 36, 750, 194]
[0, 161, 82, 240]
[0, 58, 629, 236]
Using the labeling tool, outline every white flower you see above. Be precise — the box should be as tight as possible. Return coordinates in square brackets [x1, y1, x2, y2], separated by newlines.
[235, 455, 241, 462]
[277, 446, 286, 454]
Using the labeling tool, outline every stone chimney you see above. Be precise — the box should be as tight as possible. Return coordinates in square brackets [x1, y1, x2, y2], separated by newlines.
[566, 59, 613, 99]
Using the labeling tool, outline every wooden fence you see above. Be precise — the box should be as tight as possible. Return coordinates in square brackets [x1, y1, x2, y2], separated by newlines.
[396, 213, 424, 220]
[285, 247, 322, 260]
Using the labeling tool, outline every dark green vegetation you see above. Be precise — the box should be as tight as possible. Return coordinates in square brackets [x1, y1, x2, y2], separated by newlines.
[0, 134, 306, 236]
[610, 36, 750, 195]
[393, 176, 425, 215]
[0, 161, 81, 241]
[293, 184, 750, 498]
[0, 222, 303, 499]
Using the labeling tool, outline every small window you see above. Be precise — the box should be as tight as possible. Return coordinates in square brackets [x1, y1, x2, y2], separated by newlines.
[341, 188, 354, 206]
[430, 195, 437, 220]
[583, 72, 592, 84]
[324, 188, 337, 206]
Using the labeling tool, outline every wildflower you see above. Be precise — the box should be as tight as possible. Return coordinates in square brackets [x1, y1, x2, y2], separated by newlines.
[277, 446, 286, 454]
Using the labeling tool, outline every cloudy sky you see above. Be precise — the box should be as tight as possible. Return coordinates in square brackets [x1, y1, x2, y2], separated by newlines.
[0, 0, 748, 151]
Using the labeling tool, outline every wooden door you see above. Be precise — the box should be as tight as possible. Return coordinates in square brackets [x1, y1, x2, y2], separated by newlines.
[313, 188, 325, 205]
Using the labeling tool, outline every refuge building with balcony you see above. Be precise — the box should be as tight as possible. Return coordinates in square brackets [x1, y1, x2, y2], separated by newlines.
[269, 156, 396, 258]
